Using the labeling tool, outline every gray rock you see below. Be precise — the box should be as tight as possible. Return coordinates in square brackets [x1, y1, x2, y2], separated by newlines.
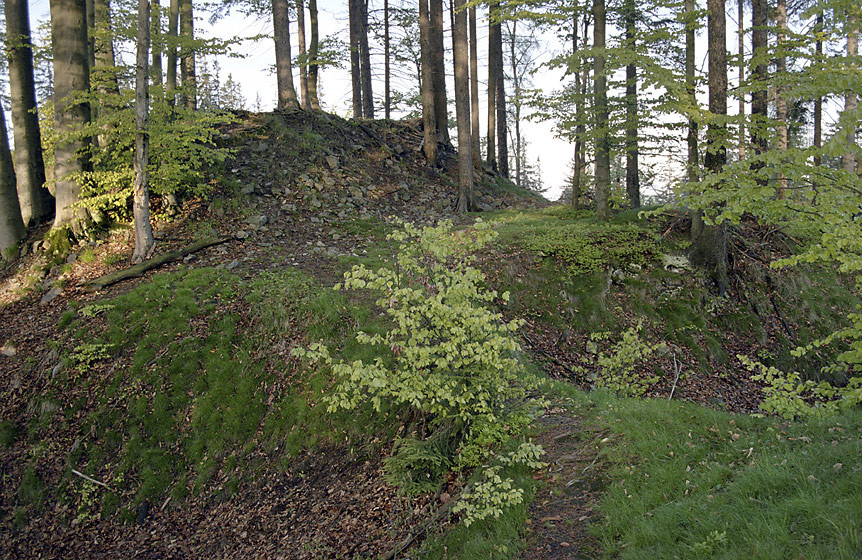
[0, 343, 16, 357]
[183, 254, 198, 264]
[66, 253, 77, 265]
[241, 184, 255, 195]
[40, 287, 62, 305]
[326, 155, 339, 170]
[226, 260, 239, 270]
[245, 214, 269, 228]
[235, 230, 249, 240]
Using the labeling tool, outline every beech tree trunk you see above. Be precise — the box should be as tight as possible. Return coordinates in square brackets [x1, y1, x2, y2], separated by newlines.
[308, 0, 320, 110]
[430, 0, 448, 143]
[348, 0, 362, 116]
[751, 0, 767, 156]
[358, 0, 374, 118]
[297, 0, 309, 110]
[273, 0, 299, 110]
[384, 0, 391, 119]
[419, 0, 437, 166]
[844, 15, 858, 174]
[776, 0, 787, 198]
[737, 0, 745, 160]
[691, 0, 728, 296]
[571, 6, 582, 209]
[507, 21, 522, 186]
[453, 0, 473, 212]
[687, 0, 702, 241]
[151, 0, 163, 87]
[4, 0, 52, 226]
[50, 0, 93, 235]
[593, 0, 610, 220]
[133, 0, 154, 263]
[166, 0, 179, 105]
[623, 0, 640, 208]
[179, 0, 196, 110]
[93, 0, 120, 96]
[468, 6, 481, 169]
[0, 104, 26, 259]
[814, 11, 823, 168]
[486, 9, 498, 171]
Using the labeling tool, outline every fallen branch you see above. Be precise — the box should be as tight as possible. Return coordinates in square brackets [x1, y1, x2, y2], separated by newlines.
[71, 469, 115, 492]
[669, 354, 682, 401]
[85, 237, 232, 291]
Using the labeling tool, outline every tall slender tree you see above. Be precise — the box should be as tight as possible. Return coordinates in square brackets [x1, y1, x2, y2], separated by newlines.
[151, 0, 163, 86]
[430, 0, 448, 143]
[307, 0, 320, 109]
[452, 0, 473, 212]
[50, 0, 93, 234]
[686, 0, 701, 240]
[419, 0, 438, 165]
[487, 7, 498, 170]
[4, 0, 52, 225]
[166, 0, 179, 105]
[623, 0, 640, 208]
[813, 9, 823, 168]
[751, 0, 767, 156]
[469, 5, 481, 169]
[179, 0, 196, 109]
[133, 0, 154, 262]
[273, 0, 299, 109]
[384, 0, 391, 118]
[843, 12, 858, 174]
[775, 0, 788, 198]
[93, 0, 120, 96]
[348, 0, 363, 116]
[358, 0, 374, 117]
[0, 104, 26, 259]
[593, 0, 610, 220]
[297, 0, 309, 109]
[737, 0, 745, 160]
[494, 11, 508, 178]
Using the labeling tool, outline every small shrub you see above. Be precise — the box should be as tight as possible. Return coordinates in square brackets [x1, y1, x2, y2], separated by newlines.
[589, 322, 663, 396]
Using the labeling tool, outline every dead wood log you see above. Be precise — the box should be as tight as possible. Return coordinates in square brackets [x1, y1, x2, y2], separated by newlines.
[85, 237, 232, 291]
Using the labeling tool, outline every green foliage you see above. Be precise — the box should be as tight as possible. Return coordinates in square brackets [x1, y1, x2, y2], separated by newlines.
[589, 323, 664, 396]
[294, 220, 545, 523]
[740, 355, 862, 420]
[523, 221, 659, 276]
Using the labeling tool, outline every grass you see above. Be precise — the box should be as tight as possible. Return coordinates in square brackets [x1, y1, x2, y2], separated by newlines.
[591, 395, 862, 559]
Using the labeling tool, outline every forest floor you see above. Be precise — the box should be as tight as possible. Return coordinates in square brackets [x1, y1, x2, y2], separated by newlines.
[1, 110, 858, 559]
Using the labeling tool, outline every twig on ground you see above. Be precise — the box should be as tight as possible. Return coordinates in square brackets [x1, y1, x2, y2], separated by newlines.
[71, 469, 115, 492]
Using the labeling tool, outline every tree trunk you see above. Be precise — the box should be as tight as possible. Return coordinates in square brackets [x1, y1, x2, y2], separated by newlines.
[166, 0, 178, 105]
[494, 14, 508, 178]
[133, 0, 154, 263]
[691, 0, 728, 295]
[593, 0, 609, 220]
[453, 0, 473, 212]
[751, 0, 767, 156]
[572, 6, 582, 209]
[0, 104, 26, 259]
[775, 0, 787, 198]
[4, 0, 52, 226]
[297, 0, 309, 110]
[419, 0, 437, 166]
[507, 21, 522, 186]
[273, 0, 299, 110]
[384, 0, 391, 119]
[737, 0, 745, 160]
[686, 0, 702, 241]
[307, 0, 320, 110]
[93, 0, 120, 96]
[50, 0, 93, 235]
[624, 0, 640, 208]
[487, 8, 498, 170]
[813, 10, 823, 168]
[843, 14, 858, 174]
[151, 0, 163, 87]
[179, 0, 196, 110]
[430, 0, 449, 143]
[348, 0, 362, 117]
[359, 0, 374, 118]
[468, 7, 480, 168]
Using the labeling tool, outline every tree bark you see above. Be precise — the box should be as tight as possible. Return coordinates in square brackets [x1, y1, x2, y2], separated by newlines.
[348, 0, 362, 117]
[468, 6, 481, 169]
[307, 0, 320, 110]
[4, 0, 52, 226]
[843, 14, 858, 174]
[507, 21, 522, 186]
[50, 0, 93, 235]
[813, 10, 823, 168]
[593, 0, 609, 220]
[166, 0, 179, 105]
[623, 0, 640, 208]
[179, 0, 196, 110]
[133, 0, 154, 263]
[686, 0, 702, 241]
[297, 0, 309, 110]
[737, 0, 745, 160]
[384, 0, 391, 119]
[486, 8, 498, 171]
[358, 0, 374, 118]
[0, 104, 26, 259]
[430, 0, 449, 143]
[691, 0, 728, 295]
[494, 13, 508, 178]
[273, 0, 299, 110]
[751, 0, 767, 156]
[453, 0, 473, 212]
[775, 0, 787, 198]
[151, 0, 163, 87]
[93, 0, 120, 96]
[419, 0, 437, 166]
[572, 5, 582, 209]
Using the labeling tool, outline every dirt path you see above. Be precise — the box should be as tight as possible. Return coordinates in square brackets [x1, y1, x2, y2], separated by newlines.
[519, 402, 607, 560]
